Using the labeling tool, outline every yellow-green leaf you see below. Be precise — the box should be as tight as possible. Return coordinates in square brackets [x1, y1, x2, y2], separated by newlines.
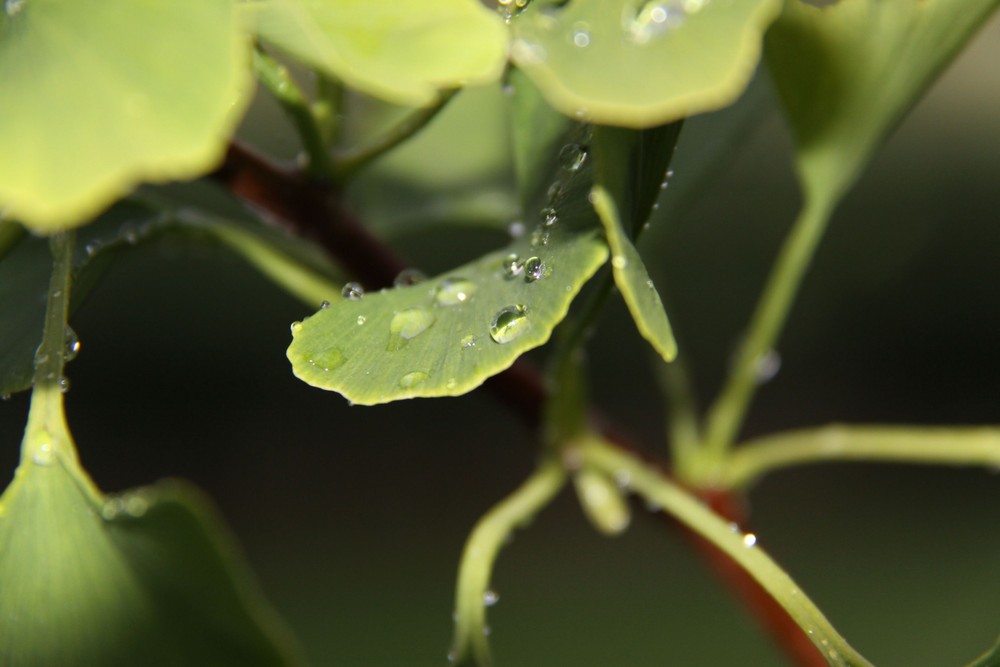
[0, 0, 251, 232]
[510, 0, 781, 128]
[248, 0, 509, 107]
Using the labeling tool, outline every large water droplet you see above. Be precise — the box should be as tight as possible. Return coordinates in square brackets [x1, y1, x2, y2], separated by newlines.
[524, 257, 545, 282]
[393, 268, 426, 287]
[558, 143, 588, 172]
[399, 371, 429, 389]
[341, 281, 365, 300]
[435, 278, 477, 306]
[502, 253, 524, 279]
[311, 347, 347, 371]
[483, 589, 500, 607]
[490, 305, 529, 344]
[388, 307, 435, 351]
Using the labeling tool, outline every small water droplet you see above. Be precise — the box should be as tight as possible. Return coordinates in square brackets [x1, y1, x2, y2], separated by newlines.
[754, 349, 781, 384]
[508, 220, 526, 238]
[540, 207, 558, 227]
[446, 377, 458, 390]
[64, 326, 81, 361]
[461, 335, 478, 349]
[393, 268, 426, 287]
[611, 255, 628, 269]
[399, 371, 429, 389]
[502, 253, 524, 279]
[558, 143, 588, 172]
[125, 494, 148, 517]
[546, 182, 563, 203]
[388, 307, 435, 350]
[57, 376, 70, 393]
[121, 223, 140, 245]
[33, 441, 55, 466]
[628, 1, 691, 43]
[311, 347, 347, 371]
[356, 315, 367, 326]
[530, 229, 550, 247]
[341, 281, 365, 300]
[572, 27, 591, 48]
[85, 240, 103, 257]
[490, 305, 529, 344]
[742, 533, 757, 547]
[483, 589, 500, 607]
[102, 497, 124, 520]
[524, 256, 544, 282]
[319, 300, 331, 310]
[435, 278, 477, 306]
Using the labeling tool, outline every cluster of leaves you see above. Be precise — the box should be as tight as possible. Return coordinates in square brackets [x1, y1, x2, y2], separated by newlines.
[1, 1, 999, 666]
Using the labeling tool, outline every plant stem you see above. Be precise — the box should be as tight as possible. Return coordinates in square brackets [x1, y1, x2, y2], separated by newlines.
[312, 72, 344, 148]
[333, 89, 457, 181]
[721, 424, 1000, 490]
[702, 193, 835, 462]
[656, 357, 701, 475]
[450, 457, 567, 666]
[579, 436, 874, 667]
[252, 49, 335, 182]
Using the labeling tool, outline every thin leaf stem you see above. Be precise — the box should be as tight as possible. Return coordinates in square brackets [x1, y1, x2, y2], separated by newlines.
[702, 193, 835, 461]
[656, 357, 701, 476]
[451, 457, 567, 666]
[721, 424, 1000, 490]
[333, 89, 457, 181]
[252, 49, 335, 182]
[578, 435, 874, 667]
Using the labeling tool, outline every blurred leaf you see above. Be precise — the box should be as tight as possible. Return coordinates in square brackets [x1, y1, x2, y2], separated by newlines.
[591, 124, 682, 362]
[0, 453, 298, 666]
[288, 129, 610, 405]
[765, 0, 1000, 203]
[572, 467, 631, 536]
[968, 636, 1000, 667]
[248, 0, 508, 107]
[0, 0, 251, 231]
[510, 0, 780, 127]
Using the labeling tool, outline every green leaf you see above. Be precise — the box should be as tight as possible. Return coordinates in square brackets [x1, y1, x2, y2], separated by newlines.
[248, 0, 509, 108]
[287, 129, 609, 405]
[590, 124, 682, 362]
[510, 0, 781, 128]
[0, 0, 251, 231]
[0, 457, 298, 666]
[765, 0, 1000, 203]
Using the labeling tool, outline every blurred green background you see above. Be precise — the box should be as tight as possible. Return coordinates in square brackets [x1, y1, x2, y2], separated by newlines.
[2, 16, 999, 667]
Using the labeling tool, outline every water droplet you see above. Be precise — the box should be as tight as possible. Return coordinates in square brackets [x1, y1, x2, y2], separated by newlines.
[125, 494, 148, 517]
[502, 253, 524, 279]
[311, 347, 347, 371]
[64, 326, 81, 361]
[461, 335, 478, 349]
[572, 27, 591, 48]
[85, 240, 103, 257]
[628, 1, 691, 44]
[319, 300, 331, 310]
[57, 376, 70, 393]
[388, 307, 435, 350]
[546, 182, 563, 203]
[4, 0, 24, 16]
[524, 256, 544, 282]
[540, 207, 558, 227]
[483, 589, 500, 607]
[393, 268, 426, 287]
[435, 278, 477, 306]
[490, 305, 529, 344]
[754, 349, 782, 384]
[121, 223, 140, 245]
[742, 533, 757, 547]
[33, 441, 55, 466]
[341, 282, 365, 300]
[446, 377, 458, 390]
[356, 315, 367, 326]
[399, 371, 429, 389]
[558, 143, 588, 172]
[102, 497, 124, 520]
[611, 255, 628, 269]
[290, 321, 303, 335]
[508, 220, 526, 238]
[32, 350, 48, 369]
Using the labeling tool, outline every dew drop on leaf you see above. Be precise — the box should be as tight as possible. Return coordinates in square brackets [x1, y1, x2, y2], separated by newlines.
[460, 335, 478, 349]
[290, 321, 303, 336]
[64, 325, 81, 361]
[435, 278, 477, 306]
[399, 371, 429, 389]
[502, 253, 524, 279]
[524, 257, 545, 282]
[393, 268, 427, 287]
[540, 207, 558, 227]
[311, 347, 347, 371]
[483, 589, 499, 607]
[490, 305, 529, 344]
[558, 143, 588, 172]
[32, 441, 55, 466]
[388, 307, 435, 351]
[341, 281, 365, 300]
[320, 300, 331, 310]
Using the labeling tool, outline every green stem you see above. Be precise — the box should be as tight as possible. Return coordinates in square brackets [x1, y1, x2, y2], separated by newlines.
[578, 436, 874, 667]
[333, 89, 457, 181]
[311, 72, 344, 148]
[656, 357, 701, 477]
[252, 49, 335, 182]
[450, 457, 567, 666]
[721, 424, 1000, 490]
[702, 193, 836, 460]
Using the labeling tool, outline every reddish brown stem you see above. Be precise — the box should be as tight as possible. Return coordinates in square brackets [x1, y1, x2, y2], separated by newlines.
[211, 141, 821, 666]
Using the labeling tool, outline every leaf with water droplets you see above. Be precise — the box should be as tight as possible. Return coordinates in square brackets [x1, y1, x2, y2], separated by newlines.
[509, 0, 781, 128]
[0, 455, 299, 665]
[590, 123, 682, 362]
[765, 0, 1000, 205]
[0, 0, 251, 231]
[246, 0, 508, 108]
[287, 127, 609, 405]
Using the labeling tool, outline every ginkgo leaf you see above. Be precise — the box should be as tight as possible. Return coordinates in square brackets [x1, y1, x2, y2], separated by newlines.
[0, 0, 251, 231]
[510, 0, 780, 128]
[247, 0, 508, 108]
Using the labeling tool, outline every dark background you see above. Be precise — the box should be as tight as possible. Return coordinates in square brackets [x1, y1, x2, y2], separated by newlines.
[1, 17, 999, 667]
